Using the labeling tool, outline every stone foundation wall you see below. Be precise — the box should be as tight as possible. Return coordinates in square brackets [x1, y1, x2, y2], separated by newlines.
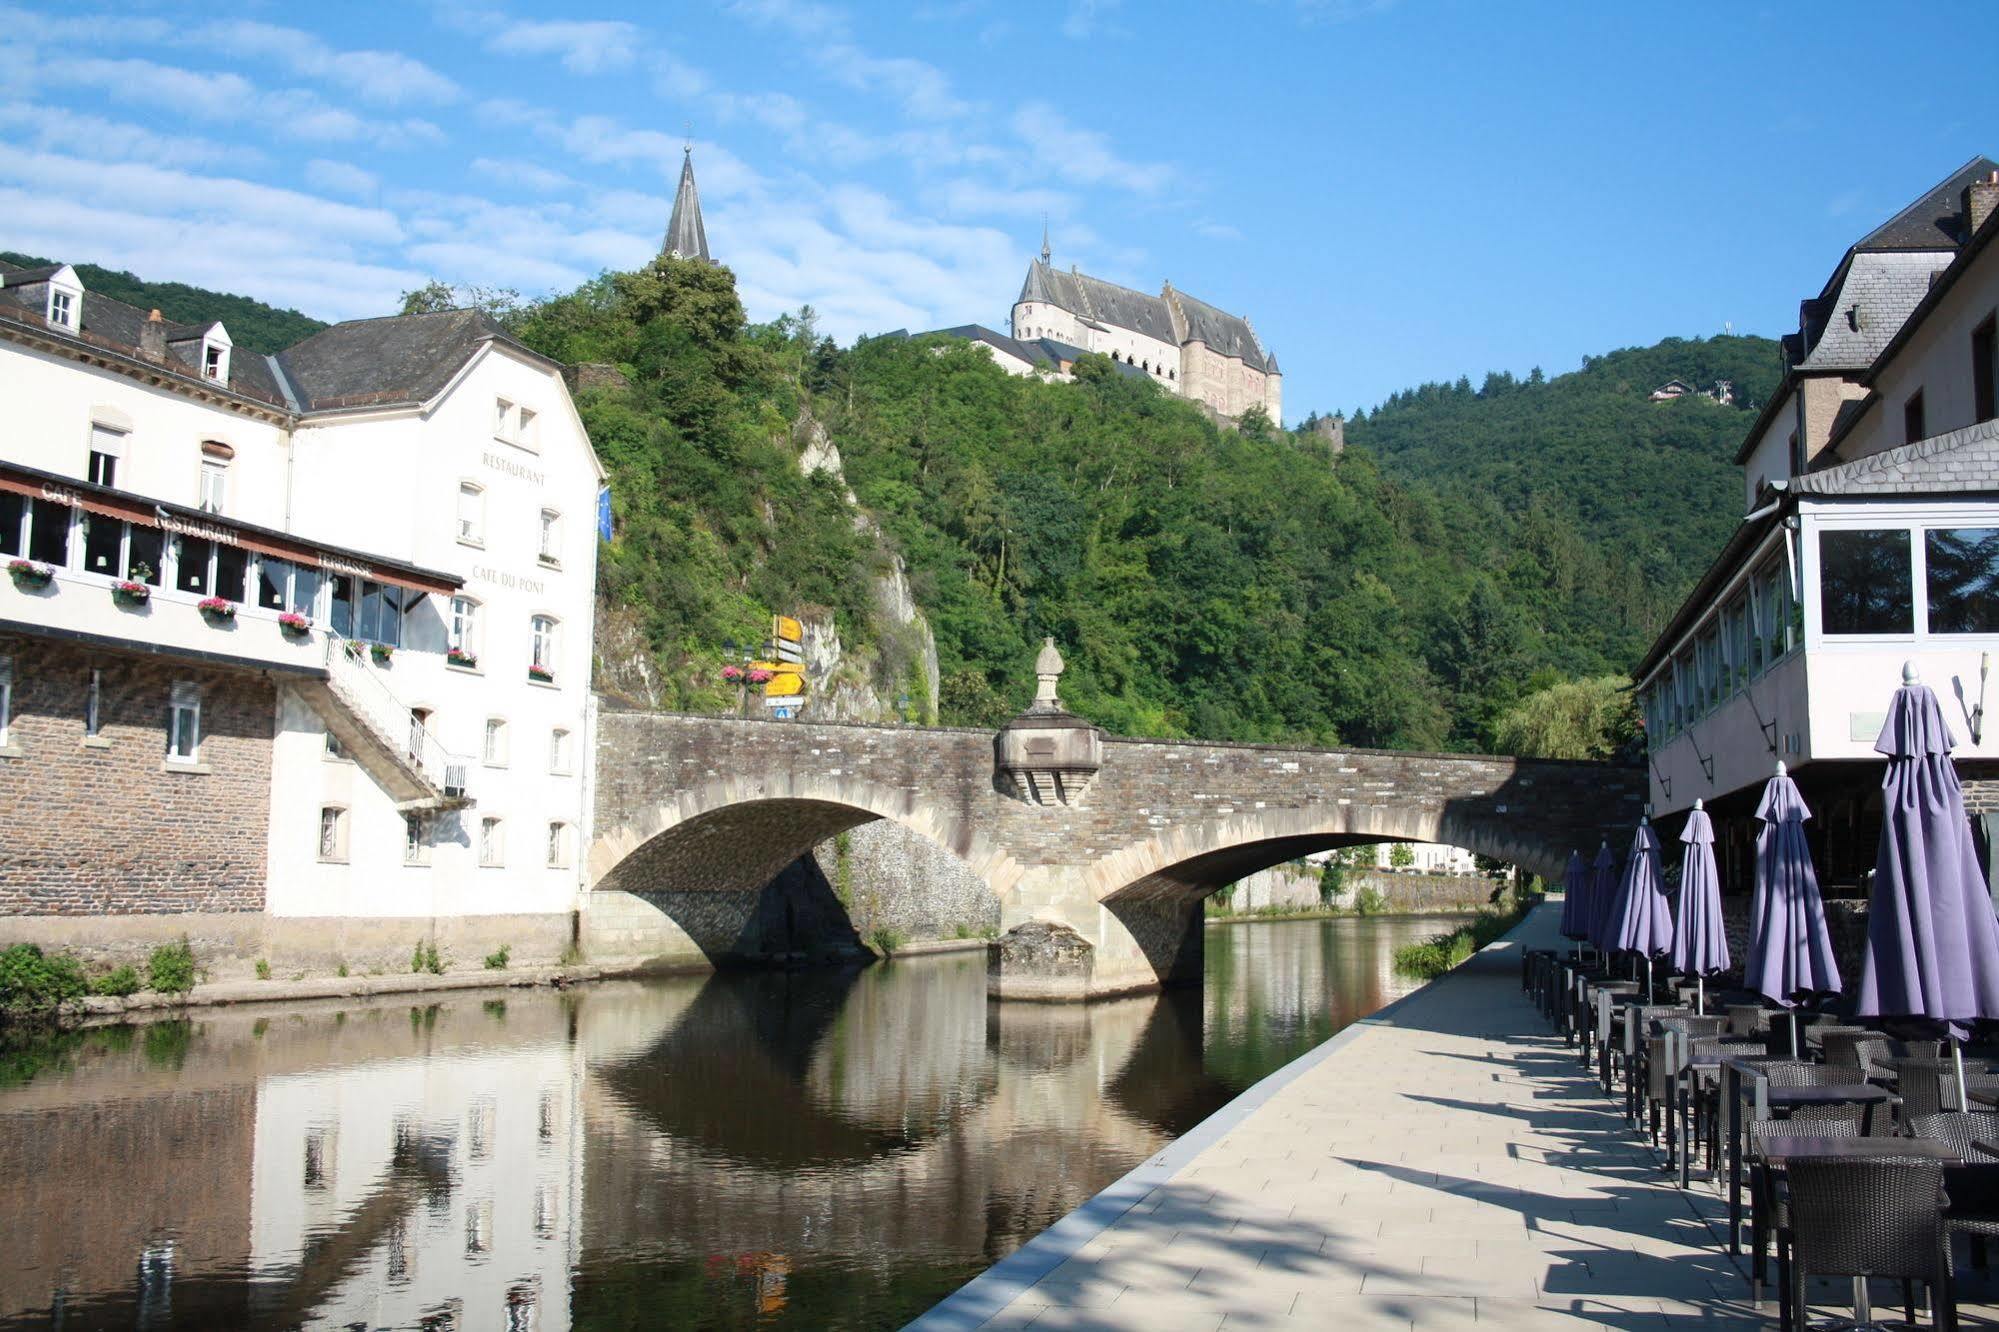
[809, 820, 1000, 943]
[0, 633, 272, 915]
[1350, 871, 1508, 913]
[0, 910, 574, 980]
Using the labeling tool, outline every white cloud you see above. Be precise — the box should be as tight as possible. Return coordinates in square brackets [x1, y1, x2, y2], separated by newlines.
[1060, 0, 1123, 39]
[305, 158, 381, 199]
[44, 56, 444, 149]
[1193, 220, 1245, 241]
[934, 179, 1074, 221]
[191, 20, 460, 104]
[470, 157, 576, 193]
[820, 44, 969, 119]
[1012, 102, 1172, 194]
[0, 102, 256, 169]
[487, 19, 641, 73]
[725, 0, 848, 40]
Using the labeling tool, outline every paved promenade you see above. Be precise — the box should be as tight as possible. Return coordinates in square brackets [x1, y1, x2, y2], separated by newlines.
[915, 903, 1762, 1329]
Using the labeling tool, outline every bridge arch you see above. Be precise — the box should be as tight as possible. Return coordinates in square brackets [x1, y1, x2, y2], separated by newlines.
[1085, 800, 1567, 905]
[589, 770, 1023, 903]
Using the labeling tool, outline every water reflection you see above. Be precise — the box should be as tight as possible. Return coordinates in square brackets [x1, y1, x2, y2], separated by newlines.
[0, 914, 1454, 1330]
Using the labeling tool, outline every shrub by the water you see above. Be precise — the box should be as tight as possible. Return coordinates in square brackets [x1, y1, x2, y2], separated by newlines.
[411, 940, 445, 975]
[90, 965, 141, 998]
[1353, 886, 1389, 916]
[0, 944, 88, 1017]
[147, 939, 198, 996]
[1392, 898, 1530, 979]
[483, 944, 510, 970]
[868, 927, 907, 958]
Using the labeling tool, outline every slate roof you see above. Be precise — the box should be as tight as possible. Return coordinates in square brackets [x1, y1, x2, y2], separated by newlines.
[1855, 156, 1999, 252]
[276, 308, 547, 411]
[1794, 418, 1999, 496]
[1798, 250, 1952, 371]
[1167, 286, 1272, 373]
[922, 324, 1148, 379]
[0, 258, 288, 405]
[0, 257, 552, 416]
[663, 148, 710, 262]
[1016, 261, 1178, 344]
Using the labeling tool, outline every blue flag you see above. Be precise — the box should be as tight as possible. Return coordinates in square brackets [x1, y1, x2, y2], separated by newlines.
[597, 486, 613, 541]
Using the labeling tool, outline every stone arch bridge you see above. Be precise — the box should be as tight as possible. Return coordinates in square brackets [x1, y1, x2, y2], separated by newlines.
[588, 712, 1644, 1000]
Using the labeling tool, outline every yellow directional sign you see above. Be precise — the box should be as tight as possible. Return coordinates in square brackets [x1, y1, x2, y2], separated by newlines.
[764, 672, 805, 698]
[773, 615, 803, 642]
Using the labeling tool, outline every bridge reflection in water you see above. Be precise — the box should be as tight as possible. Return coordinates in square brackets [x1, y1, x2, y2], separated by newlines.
[0, 915, 1458, 1330]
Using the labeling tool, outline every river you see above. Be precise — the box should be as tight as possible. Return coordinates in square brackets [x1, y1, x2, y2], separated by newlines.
[0, 914, 1462, 1330]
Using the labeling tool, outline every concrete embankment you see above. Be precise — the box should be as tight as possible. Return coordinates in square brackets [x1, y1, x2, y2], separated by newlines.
[911, 903, 1752, 1330]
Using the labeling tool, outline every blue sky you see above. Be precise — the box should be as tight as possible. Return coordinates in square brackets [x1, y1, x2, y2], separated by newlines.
[2, 1, 1994, 417]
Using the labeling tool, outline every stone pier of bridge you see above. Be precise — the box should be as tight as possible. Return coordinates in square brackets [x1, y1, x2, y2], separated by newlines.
[588, 654, 1643, 1002]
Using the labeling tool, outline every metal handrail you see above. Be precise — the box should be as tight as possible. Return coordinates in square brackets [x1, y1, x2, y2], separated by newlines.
[322, 632, 472, 798]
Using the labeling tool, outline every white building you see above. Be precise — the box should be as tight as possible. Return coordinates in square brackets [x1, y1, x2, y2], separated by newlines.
[1634, 157, 1999, 890]
[0, 257, 603, 973]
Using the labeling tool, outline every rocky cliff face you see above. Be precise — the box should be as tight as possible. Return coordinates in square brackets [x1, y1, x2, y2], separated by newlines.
[793, 408, 940, 724]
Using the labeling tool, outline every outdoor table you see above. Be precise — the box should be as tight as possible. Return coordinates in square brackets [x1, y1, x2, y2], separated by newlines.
[1746, 1135, 1959, 1300]
[1970, 1086, 1999, 1109]
[1722, 1057, 1902, 1257]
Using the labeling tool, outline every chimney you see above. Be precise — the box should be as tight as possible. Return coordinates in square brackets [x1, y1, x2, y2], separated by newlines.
[1963, 170, 1999, 243]
[140, 308, 166, 361]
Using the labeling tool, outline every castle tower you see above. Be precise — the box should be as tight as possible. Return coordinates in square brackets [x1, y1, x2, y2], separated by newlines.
[663, 146, 711, 262]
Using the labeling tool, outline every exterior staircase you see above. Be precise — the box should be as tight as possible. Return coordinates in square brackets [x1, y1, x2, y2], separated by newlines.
[293, 635, 472, 812]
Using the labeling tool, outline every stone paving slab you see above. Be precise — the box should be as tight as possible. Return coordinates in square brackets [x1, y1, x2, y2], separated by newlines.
[911, 904, 1999, 1329]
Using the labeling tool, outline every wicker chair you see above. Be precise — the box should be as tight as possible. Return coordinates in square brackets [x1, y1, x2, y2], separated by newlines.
[1821, 1030, 1882, 1071]
[1643, 1014, 1725, 1146]
[1896, 1058, 1997, 1122]
[1909, 1111, 1999, 1281]
[1688, 1035, 1769, 1171]
[1750, 1107, 1869, 1321]
[1941, 1071, 1999, 1114]
[1729, 1004, 1775, 1037]
[1783, 1157, 1953, 1332]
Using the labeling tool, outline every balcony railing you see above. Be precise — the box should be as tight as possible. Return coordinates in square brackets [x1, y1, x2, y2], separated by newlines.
[322, 632, 471, 803]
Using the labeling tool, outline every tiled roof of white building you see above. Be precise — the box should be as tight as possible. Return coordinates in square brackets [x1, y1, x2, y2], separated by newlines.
[1798, 250, 1953, 371]
[1793, 418, 1999, 495]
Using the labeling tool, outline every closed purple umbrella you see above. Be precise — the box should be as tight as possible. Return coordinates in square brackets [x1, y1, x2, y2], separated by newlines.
[1855, 666, 1999, 1106]
[1671, 800, 1730, 1014]
[1587, 840, 1620, 953]
[1559, 850, 1591, 950]
[1745, 761, 1841, 1056]
[1607, 819, 1673, 996]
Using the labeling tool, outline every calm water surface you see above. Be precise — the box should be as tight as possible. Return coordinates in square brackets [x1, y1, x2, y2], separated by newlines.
[0, 915, 1460, 1330]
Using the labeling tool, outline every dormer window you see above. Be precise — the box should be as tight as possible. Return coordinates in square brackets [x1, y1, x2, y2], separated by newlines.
[202, 340, 228, 382]
[48, 289, 74, 329]
[41, 265, 82, 330]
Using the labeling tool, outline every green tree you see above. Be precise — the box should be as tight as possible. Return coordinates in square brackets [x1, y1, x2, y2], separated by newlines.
[1491, 675, 1642, 760]
[1389, 843, 1416, 870]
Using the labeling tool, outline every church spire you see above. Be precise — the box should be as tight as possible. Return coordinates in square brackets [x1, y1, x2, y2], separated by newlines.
[1039, 215, 1051, 263]
[663, 146, 711, 263]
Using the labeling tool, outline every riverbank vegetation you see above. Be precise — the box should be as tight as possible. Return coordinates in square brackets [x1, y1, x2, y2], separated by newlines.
[1391, 891, 1536, 978]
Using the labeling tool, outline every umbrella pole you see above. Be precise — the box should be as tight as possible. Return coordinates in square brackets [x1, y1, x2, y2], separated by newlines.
[1789, 1012, 1799, 1060]
[1645, 956, 1653, 1004]
[1696, 976, 1703, 1016]
[1956, 1037, 1970, 1114]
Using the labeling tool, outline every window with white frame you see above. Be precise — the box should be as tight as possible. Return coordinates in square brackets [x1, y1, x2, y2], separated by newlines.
[517, 406, 538, 450]
[328, 576, 413, 646]
[0, 657, 12, 747]
[404, 813, 430, 865]
[456, 483, 485, 545]
[483, 717, 508, 767]
[198, 459, 227, 514]
[449, 596, 481, 661]
[166, 681, 200, 764]
[201, 338, 229, 382]
[548, 727, 570, 774]
[538, 508, 560, 564]
[494, 398, 515, 442]
[254, 557, 321, 617]
[530, 615, 558, 676]
[318, 806, 348, 862]
[87, 423, 124, 488]
[47, 288, 74, 329]
[479, 817, 504, 867]
[546, 821, 569, 868]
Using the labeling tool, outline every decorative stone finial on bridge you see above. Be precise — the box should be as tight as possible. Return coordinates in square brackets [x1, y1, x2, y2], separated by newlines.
[996, 637, 1102, 806]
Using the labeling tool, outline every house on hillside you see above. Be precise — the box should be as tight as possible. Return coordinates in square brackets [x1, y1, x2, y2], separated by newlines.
[1649, 378, 1736, 405]
[0, 257, 605, 975]
[1633, 157, 1999, 895]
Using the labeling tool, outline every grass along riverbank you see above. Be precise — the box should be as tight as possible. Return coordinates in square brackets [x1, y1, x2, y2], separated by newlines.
[1390, 892, 1537, 977]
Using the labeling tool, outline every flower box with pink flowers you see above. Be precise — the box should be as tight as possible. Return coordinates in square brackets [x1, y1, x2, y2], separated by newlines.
[197, 596, 236, 621]
[528, 664, 555, 684]
[278, 612, 311, 636]
[7, 558, 53, 589]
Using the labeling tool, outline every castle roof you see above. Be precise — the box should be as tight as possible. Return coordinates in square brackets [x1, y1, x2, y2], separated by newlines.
[1017, 260, 1177, 345]
[1167, 285, 1273, 374]
[1014, 257, 1275, 373]
[663, 147, 710, 262]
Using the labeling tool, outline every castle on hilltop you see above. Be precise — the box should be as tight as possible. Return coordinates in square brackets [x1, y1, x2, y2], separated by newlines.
[1009, 231, 1281, 423]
